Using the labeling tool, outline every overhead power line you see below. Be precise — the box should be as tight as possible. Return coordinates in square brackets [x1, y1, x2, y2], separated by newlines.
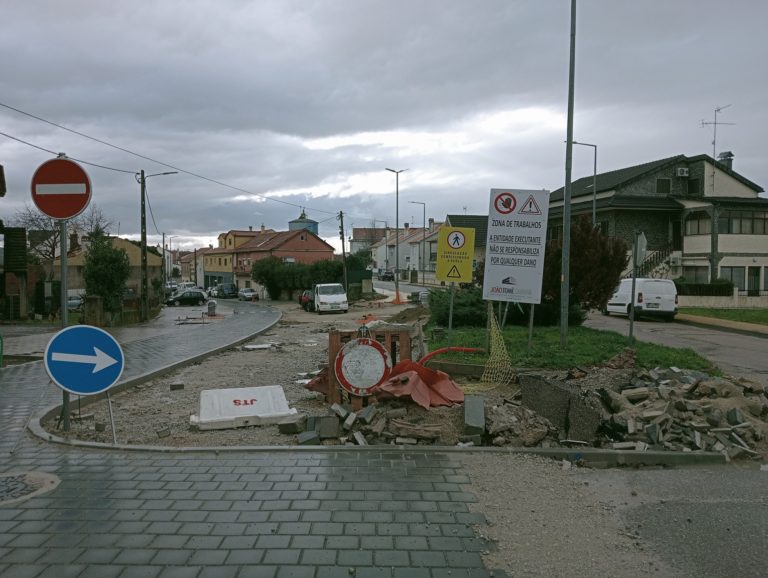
[0, 101, 337, 215]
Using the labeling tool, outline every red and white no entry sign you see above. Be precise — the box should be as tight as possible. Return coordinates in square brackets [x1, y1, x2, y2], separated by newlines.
[30, 158, 92, 220]
[334, 338, 393, 397]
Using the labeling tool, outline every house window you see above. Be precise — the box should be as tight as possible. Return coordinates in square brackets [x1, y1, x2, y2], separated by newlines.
[717, 210, 768, 235]
[218, 258, 222, 266]
[300, 233, 306, 241]
[684, 212, 711, 235]
[686, 178, 701, 196]
[597, 220, 610, 235]
[682, 266, 708, 283]
[720, 266, 745, 290]
[656, 178, 671, 195]
[228, 238, 232, 246]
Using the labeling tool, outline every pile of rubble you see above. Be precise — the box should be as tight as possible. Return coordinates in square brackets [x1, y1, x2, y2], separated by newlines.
[277, 401, 456, 446]
[515, 348, 767, 460]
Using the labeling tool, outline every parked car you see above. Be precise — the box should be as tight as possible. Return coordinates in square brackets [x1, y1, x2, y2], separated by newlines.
[238, 287, 258, 301]
[299, 289, 313, 311]
[604, 278, 678, 320]
[165, 289, 207, 307]
[378, 269, 395, 281]
[313, 283, 348, 313]
[67, 295, 84, 312]
[216, 283, 238, 298]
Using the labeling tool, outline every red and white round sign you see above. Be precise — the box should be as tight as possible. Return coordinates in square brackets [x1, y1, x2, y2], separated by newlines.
[30, 158, 92, 220]
[334, 338, 393, 397]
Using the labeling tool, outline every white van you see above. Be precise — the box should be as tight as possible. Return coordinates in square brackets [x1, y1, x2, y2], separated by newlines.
[604, 278, 678, 320]
[313, 283, 349, 314]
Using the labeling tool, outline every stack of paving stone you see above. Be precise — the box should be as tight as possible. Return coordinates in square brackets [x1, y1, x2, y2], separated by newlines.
[280, 401, 452, 446]
[597, 367, 767, 459]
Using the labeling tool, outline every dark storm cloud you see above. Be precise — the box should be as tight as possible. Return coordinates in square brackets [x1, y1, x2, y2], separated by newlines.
[2, 1, 767, 252]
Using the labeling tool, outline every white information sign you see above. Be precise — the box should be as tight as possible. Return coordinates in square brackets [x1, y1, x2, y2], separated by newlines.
[482, 188, 550, 303]
[190, 385, 297, 430]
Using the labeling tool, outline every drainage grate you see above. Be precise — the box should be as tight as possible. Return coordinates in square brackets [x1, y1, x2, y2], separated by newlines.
[0, 471, 60, 505]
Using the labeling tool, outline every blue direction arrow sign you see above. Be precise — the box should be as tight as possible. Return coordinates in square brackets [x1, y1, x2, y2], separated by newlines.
[44, 325, 125, 396]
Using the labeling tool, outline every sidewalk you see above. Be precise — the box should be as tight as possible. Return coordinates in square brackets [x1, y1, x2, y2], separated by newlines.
[675, 312, 768, 337]
[0, 302, 506, 578]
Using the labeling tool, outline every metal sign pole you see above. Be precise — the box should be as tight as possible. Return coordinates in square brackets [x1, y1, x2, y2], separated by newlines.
[447, 282, 456, 343]
[60, 219, 70, 431]
[106, 391, 117, 445]
[528, 304, 535, 353]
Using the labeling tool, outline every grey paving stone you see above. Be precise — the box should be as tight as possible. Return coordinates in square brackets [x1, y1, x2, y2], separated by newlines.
[325, 535, 359, 549]
[355, 568, 394, 578]
[78, 566, 124, 578]
[446, 551, 484, 568]
[393, 569, 430, 578]
[409, 550, 447, 567]
[117, 565, 163, 578]
[256, 534, 291, 549]
[224, 549, 265, 565]
[262, 548, 301, 565]
[113, 548, 157, 565]
[395, 535, 429, 550]
[275, 567, 316, 578]
[157, 567, 203, 578]
[301, 548, 337, 565]
[337, 548, 374, 566]
[219, 535, 258, 550]
[37, 565, 86, 578]
[151, 549, 194, 565]
[198, 567, 238, 578]
[360, 535, 394, 550]
[238, 565, 278, 578]
[277, 522, 311, 535]
[374, 549, 411, 566]
[184, 535, 224, 549]
[189, 548, 229, 565]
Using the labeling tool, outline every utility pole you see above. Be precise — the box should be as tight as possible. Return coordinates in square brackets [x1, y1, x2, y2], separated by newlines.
[137, 170, 178, 322]
[140, 170, 148, 322]
[339, 211, 348, 291]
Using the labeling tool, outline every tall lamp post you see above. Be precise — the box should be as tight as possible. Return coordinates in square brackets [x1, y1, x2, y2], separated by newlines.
[409, 201, 426, 285]
[385, 168, 408, 304]
[138, 170, 177, 322]
[572, 141, 597, 225]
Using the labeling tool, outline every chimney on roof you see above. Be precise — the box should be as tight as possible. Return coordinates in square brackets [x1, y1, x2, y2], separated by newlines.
[249, 225, 252, 231]
[717, 151, 734, 171]
[261, 224, 265, 232]
[69, 233, 79, 251]
[404, 222, 409, 231]
[428, 217, 434, 231]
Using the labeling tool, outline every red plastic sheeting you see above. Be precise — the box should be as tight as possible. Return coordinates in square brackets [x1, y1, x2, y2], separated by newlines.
[371, 360, 464, 409]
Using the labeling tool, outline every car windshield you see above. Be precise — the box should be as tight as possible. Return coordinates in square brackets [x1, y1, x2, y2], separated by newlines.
[318, 284, 344, 295]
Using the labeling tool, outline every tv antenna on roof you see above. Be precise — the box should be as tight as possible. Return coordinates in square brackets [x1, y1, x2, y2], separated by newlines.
[701, 104, 736, 194]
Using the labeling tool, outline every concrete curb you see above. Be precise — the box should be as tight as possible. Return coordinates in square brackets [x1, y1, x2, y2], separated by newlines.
[29, 308, 282, 446]
[25, 421, 729, 467]
[26, 304, 731, 469]
[676, 314, 768, 339]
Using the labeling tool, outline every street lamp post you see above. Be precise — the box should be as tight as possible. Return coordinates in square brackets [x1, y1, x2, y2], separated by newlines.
[138, 170, 177, 322]
[572, 141, 597, 225]
[409, 201, 426, 285]
[386, 168, 408, 303]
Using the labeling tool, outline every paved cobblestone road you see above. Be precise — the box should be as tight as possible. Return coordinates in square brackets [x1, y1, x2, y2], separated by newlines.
[0, 303, 502, 577]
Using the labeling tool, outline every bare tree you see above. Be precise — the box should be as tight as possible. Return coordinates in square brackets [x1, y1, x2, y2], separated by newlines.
[72, 204, 114, 237]
[9, 203, 115, 277]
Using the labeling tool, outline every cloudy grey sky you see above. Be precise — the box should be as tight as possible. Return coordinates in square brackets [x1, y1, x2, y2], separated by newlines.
[2, 0, 766, 252]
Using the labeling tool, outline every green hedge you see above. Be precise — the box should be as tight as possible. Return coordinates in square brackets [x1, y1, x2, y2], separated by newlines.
[675, 279, 734, 296]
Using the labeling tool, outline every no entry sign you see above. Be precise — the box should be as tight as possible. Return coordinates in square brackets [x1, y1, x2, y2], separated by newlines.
[30, 158, 92, 219]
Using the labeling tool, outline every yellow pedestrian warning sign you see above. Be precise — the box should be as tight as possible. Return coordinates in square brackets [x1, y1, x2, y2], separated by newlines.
[436, 226, 475, 283]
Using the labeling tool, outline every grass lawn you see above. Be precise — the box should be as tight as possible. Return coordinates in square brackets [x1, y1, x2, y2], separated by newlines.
[679, 307, 768, 326]
[430, 324, 718, 373]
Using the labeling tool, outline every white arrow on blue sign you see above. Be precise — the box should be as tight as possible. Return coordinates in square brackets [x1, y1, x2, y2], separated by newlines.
[44, 325, 125, 396]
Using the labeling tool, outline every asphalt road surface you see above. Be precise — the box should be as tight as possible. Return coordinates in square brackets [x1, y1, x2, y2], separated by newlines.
[584, 312, 768, 383]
